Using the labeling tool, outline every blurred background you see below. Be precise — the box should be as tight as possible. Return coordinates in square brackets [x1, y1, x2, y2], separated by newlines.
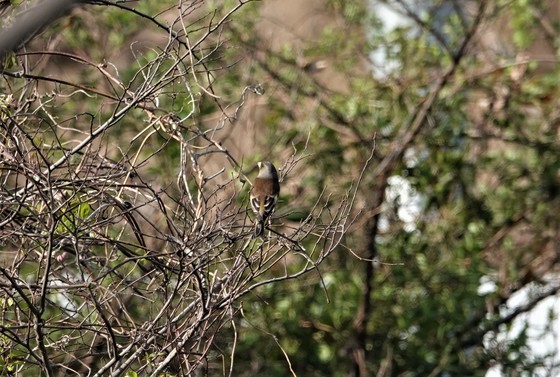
[1, 0, 559, 376]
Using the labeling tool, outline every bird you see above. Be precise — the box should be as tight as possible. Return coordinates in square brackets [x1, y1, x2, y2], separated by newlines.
[250, 161, 280, 237]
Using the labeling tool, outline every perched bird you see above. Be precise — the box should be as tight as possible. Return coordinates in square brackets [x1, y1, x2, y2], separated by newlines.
[250, 161, 280, 237]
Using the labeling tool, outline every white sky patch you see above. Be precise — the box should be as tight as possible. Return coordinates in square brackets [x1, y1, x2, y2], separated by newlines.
[385, 175, 423, 232]
[482, 278, 560, 377]
[367, 1, 412, 77]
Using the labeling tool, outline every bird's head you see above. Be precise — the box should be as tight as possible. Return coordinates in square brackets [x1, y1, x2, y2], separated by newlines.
[257, 161, 277, 179]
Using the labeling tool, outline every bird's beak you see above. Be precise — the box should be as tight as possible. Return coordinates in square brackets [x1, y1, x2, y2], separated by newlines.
[257, 161, 262, 169]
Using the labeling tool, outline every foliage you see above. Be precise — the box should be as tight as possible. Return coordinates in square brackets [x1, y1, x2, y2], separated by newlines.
[208, 0, 560, 376]
[1, 0, 560, 376]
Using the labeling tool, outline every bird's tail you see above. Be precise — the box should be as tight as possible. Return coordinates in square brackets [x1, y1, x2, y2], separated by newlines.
[253, 218, 264, 238]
